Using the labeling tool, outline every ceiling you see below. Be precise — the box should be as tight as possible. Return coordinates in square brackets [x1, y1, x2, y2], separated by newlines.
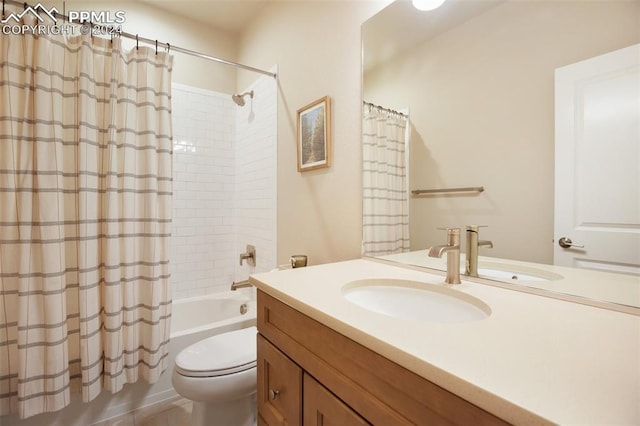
[137, 0, 270, 34]
[138, 0, 504, 61]
[363, 0, 504, 71]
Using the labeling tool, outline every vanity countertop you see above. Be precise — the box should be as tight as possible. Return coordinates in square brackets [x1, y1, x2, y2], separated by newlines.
[249, 259, 640, 425]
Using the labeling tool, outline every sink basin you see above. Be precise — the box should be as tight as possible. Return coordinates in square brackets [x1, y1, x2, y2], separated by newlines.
[342, 279, 490, 323]
[475, 262, 563, 282]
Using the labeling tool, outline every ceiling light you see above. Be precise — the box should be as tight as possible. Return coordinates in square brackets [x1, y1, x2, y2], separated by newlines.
[412, 0, 447, 11]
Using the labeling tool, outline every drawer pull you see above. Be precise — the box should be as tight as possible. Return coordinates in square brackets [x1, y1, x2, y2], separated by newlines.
[269, 389, 280, 400]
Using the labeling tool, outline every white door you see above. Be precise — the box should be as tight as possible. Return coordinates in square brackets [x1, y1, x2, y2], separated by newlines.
[554, 43, 640, 275]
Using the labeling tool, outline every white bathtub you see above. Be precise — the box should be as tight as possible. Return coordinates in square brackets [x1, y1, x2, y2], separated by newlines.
[170, 291, 257, 344]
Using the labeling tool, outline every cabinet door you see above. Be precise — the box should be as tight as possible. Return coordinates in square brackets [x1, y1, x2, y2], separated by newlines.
[303, 373, 370, 426]
[258, 334, 303, 425]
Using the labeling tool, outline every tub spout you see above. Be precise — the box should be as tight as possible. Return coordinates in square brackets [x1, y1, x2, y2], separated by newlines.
[231, 280, 253, 291]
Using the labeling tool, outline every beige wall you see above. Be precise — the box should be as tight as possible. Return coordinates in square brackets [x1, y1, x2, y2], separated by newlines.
[364, 1, 640, 264]
[58, 1, 238, 92]
[237, 1, 389, 266]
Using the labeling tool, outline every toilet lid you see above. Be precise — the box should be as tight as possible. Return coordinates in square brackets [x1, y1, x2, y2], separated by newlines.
[175, 326, 257, 378]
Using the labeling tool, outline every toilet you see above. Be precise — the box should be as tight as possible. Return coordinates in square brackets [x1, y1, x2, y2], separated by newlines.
[172, 326, 257, 426]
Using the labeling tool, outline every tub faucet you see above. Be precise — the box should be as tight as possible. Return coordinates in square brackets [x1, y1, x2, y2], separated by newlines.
[428, 227, 461, 284]
[465, 225, 493, 277]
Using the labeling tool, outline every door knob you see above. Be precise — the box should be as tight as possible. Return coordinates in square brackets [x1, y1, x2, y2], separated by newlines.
[558, 237, 584, 249]
[268, 389, 280, 400]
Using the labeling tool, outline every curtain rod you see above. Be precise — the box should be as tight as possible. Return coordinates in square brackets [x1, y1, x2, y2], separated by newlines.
[2, 0, 277, 79]
[363, 101, 408, 118]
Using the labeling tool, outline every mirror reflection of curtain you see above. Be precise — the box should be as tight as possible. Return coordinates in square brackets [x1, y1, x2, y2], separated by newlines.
[362, 102, 410, 256]
[0, 28, 173, 419]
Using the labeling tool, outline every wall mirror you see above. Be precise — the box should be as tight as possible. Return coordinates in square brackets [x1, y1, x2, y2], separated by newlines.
[362, 0, 640, 309]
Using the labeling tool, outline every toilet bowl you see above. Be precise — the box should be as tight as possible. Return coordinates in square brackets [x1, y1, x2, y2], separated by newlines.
[172, 326, 257, 426]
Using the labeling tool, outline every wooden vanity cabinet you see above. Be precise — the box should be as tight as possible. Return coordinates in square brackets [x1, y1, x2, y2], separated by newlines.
[257, 290, 509, 426]
[258, 334, 368, 426]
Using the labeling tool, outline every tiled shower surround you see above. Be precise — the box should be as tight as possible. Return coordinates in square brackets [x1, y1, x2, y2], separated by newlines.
[170, 77, 277, 300]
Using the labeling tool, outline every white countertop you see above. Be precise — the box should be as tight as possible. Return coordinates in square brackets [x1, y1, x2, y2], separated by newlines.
[250, 259, 640, 425]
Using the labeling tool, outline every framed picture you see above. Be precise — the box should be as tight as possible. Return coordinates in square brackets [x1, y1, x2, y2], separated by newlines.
[297, 96, 331, 172]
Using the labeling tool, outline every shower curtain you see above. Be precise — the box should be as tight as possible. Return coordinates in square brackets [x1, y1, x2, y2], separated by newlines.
[362, 103, 410, 256]
[0, 31, 173, 419]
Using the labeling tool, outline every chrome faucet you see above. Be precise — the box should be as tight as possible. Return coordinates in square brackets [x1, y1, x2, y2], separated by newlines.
[465, 225, 493, 277]
[428, 227, 461, 284]
[239, 245, 256, 266]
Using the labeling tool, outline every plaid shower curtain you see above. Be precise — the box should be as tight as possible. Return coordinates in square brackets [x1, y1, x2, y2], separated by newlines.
[0, 26, 173, 419]
[362, 103, 410, 256]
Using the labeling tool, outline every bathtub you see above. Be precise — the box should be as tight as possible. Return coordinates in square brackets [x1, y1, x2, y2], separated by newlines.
[170, 291, 257, 344]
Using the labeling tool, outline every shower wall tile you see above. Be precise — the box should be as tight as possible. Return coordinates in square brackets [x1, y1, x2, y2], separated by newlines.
[234, 71, 278, 282]
[170, 78, 277, 300]
[170, 84, 236, 300]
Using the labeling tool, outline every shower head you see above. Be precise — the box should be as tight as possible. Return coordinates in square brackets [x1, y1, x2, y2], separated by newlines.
[232, 90, 254, 106]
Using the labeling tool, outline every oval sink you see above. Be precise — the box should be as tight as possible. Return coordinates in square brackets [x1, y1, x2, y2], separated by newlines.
[342, 279, 491, 323]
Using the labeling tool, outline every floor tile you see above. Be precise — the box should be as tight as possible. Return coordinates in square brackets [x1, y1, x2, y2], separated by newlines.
[135, 402, 192, 426]
[92, 412, 135, 426]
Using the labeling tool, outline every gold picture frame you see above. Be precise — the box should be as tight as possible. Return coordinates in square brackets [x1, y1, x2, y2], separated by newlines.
[297, 96, 331, 172]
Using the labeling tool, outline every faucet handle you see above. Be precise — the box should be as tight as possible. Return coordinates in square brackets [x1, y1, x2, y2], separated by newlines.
[239, 244, 256, 266]
[466, 225, 488, 232]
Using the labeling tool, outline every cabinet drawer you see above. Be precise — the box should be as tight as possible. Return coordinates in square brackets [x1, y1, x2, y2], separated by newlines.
[258, 334, 303, 425]
[304, 373, 369, 426]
